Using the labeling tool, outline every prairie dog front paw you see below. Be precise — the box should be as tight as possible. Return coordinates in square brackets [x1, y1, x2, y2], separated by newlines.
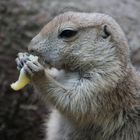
[16, 53, 43, 77]
[11, 53, 40, 90]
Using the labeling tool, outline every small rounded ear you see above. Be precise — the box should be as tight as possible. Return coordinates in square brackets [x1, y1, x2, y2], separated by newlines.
[101, 25, 111, 39]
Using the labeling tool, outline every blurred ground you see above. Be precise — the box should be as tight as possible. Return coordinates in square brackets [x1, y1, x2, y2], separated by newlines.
[0, 0, 140, 140]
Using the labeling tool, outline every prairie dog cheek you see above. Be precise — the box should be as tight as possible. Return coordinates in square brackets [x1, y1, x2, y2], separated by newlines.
[45, 67, 65, 81]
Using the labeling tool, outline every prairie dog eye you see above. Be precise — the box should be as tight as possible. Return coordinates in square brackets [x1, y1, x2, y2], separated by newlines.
[58, 29, 78, 39]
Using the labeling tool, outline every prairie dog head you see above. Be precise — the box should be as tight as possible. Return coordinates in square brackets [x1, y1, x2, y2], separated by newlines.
[28, 11, 129, 75]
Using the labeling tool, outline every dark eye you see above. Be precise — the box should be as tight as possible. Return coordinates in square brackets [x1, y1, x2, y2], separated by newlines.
[58, 29, 78, 39]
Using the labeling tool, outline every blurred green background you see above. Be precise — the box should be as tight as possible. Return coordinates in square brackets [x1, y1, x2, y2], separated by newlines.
[0, 0, 140, 139]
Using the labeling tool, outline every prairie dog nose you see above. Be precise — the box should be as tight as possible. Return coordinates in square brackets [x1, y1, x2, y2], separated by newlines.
[28, 34, 43, 54]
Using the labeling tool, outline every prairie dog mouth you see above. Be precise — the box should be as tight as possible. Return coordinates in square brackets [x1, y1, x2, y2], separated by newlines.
[37, 55, 65, 72]
[45, 67, 65, 81]
[40, 59, 66, 80]
[43, 59, 64, 70]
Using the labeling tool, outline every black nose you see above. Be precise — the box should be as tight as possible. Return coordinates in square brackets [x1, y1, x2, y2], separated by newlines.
[28, 39, 38, 54]
[28, 47, 39, 56]
[28, 34, 45, 56]
[28, 43, 37, 56]
[29, 49, 36, 55]
[28, 33, 44, 54]
[28, 43, 34, 53]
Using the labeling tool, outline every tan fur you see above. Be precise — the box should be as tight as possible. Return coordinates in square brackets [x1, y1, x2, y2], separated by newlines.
[28, 12, 140, 140]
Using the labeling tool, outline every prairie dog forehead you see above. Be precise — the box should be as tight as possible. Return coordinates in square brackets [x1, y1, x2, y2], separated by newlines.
[40, 12, 109, 36]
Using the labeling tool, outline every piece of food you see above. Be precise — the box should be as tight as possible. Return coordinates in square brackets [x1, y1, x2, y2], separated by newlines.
[11, 68, 30, 91]
[11, 55, 38, 91]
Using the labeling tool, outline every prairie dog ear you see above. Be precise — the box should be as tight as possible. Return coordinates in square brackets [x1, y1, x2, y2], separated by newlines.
[101, 25, 111, 39]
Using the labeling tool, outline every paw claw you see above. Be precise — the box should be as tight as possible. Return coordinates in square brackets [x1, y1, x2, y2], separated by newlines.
[16, 53, 44, 79]
[24, 64, 33, 77]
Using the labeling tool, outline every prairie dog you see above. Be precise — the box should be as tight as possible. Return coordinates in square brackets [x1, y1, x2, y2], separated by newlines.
[16, 12, 140, 140]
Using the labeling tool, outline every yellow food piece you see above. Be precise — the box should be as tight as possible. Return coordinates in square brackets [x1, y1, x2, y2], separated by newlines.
[11, 68, 30, 91]
[11, 55, 38, 91]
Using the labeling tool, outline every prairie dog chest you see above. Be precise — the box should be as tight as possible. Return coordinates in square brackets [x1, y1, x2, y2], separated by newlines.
[45, 67, 80, 89]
